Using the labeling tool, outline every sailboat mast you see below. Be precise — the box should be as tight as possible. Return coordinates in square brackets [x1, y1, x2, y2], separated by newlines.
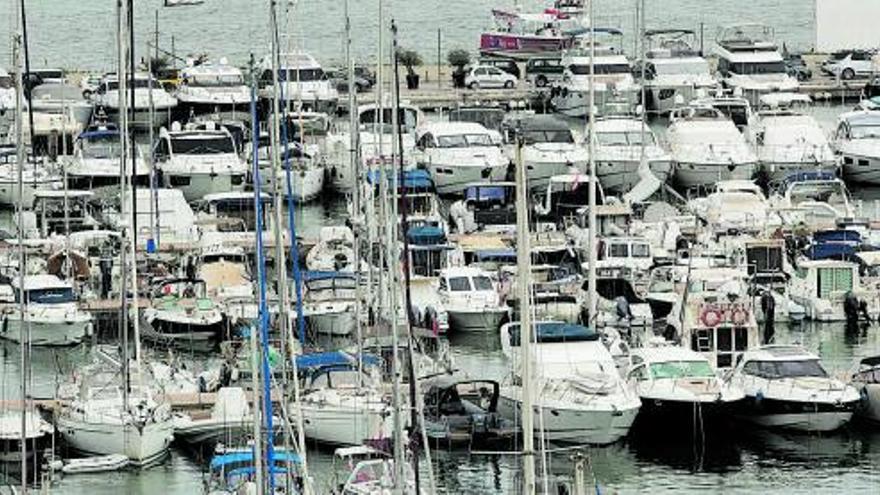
[12, 0, 27, 489]
[587, 0, 598, 324]
[375, 0, 387, 318]
[514, 136, 535, 495]
[116, 0, 132, 409]
[638, 0, 647, 179]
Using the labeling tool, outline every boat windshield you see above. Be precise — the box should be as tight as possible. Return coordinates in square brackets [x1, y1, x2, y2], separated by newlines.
[728, 61, 785, 75]
[596, 131, 656, 146]
[851, 124, 880, 140]
[437, 133, 493, 148]
[521, 129, 573, 144]
[82, 137, 121, 160]
[278, 68, 326, 82]
[742, 359, 828, 379]
[472, 275, 494, 291]
[789, 181, 849, 207]
[649, 360, 715, 379]
[569, 64, 631, 75]
[19, 287, 76, 304]
[185, 74, 245, 87]
[171, 136, 235, 154]
[448, 277, 471, 292]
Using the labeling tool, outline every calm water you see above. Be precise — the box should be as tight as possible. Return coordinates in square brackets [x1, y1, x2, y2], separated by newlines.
[1, 0, 880, 493]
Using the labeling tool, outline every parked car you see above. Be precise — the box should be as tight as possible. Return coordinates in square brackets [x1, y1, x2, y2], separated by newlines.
[464, 65, 518, 90]
[784, 54, 812, 81]
[525, 56, 564, 87]
[325, 68, 372, 93]
[821, 50, 876, 80]
[477, 58, 521, 79]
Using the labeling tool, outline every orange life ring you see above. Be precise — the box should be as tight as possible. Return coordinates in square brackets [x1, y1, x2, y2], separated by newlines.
[700, 306, 722, 327]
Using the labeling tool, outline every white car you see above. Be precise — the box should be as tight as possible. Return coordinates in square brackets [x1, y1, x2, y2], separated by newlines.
[464, 65, 517, 90]
[822, 50, 876, 80]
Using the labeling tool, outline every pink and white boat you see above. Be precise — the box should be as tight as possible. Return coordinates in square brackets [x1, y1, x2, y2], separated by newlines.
[479, 7, 587, 56]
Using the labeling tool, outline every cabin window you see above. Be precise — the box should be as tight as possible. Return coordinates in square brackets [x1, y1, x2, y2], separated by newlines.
[859, 159, 870, 167]
[817, 267, 853, 299]
[472, 276, 493, 291]
[631, 244, 650, 258]
[744, 360, 827, 379]
[609, 243, 629, 258]
[448, 277, 471, 292]
[169, 175, 191, 187]
[844, 157, 854, 165]
[649, 361, 714, 379]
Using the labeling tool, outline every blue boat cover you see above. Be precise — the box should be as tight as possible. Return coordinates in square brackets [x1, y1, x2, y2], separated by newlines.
[77, 129, 119, 140]
[782, 171, 836, 186]
[295, 351, 380, 371]
[210, 451, 301, 470]
[407, 225, 446, 246]
[807, 230, 863, 260]
[474, 249, 517, 262]
[366, 169, 434, 191]
[507, 322, 598, 346]
[302, 270, 357, 282]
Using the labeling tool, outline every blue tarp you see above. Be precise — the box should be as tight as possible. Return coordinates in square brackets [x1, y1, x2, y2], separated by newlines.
[474, 249, 517, 262]
[407, 225, 446, 246]
[366, 169, 434, 191]
[210, 451, 301, 470]
[807, 230, 863, 260]
[507, 322, 598, 346]
[782, 171, 836, 186]
[302, 270, 357, 282]
[295, 351, 380, 371]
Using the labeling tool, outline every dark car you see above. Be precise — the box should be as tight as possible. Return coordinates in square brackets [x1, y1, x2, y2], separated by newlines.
[784, 54, 812, 82]
[477, 58, 521, 79]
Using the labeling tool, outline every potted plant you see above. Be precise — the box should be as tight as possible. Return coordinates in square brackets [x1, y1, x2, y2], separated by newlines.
[447, 49, 470, 88]
[397, 49, 422, 90]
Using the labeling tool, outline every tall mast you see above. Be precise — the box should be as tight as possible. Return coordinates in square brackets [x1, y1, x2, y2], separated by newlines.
[375, 0, 387, 318]
[116, 0, 132, 412]
[12, 0, 27, 490]
[587, 0, 598, 325]
[638, 0, 647, 188]
[514, 135, 535, 495]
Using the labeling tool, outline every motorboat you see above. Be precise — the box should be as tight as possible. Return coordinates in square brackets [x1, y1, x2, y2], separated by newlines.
[754, 109, 837, 182]
[448, 182, 517, 234]
[414, 121, 508, 195]
[250, 121, 326, 202]
[627, 344, 745, 428]
[0, 409, 53, 483]
[196, 192, 283, 250]
[501, 114, 588, 190]
[302, 271, 358, 337]
[641, 29, 718, 115]
[834, 110, 880, 185]
[91, 72, 177, 129]
[422, 376, 516, 446]
[551, 47, 640, 118]
[30, 83, 93, 129]
[0, 274, 92, 346]
[666, 267, 760, 370]
[534, 174, 603, 228]
[690, 94, 755, 133]
[789, 258, 879, 321]
[713, 24, 799, 106]
[155, 122, 247, 202]
[852, 355, 880, 423]
[438, 266, 508, 333]
[206, 446, 300, 494]
[0, 157, 61, 209]
[770, 172, 858, 230]
[290, 351, 397, 446]
[688, 180, 773, 233]
[589, 117, 673, 193]
[175, 59, 250, 120]
[728, 345, 860, 432]
[478, 7, 586, 57]
[667, 105, 758, 190]
[197, 243, 253, 302]
[305, 225, 360, 273]
[141, 278, 226, 352]
[65, 122, 150, 195]
[497, 321, 641, 445]
[55, 365, 174, 465]
[258, 51, 339, 114]
[172, 387, 258, 448]
[744, 238, 806, 323]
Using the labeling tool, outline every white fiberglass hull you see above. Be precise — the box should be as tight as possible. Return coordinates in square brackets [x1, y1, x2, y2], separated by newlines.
[596, 159, 673, 193]
[497, 389, 639, 445]
[0, 313, 91, 346]
[427, 162, 508, 196]
[738, 410, 853, 432]
[56, 415, 174, 464]
[163, 172, 244, 203]
[842, 154, 880, 185]
[290, 396, 394, 446]
[306, 309, 356, 336]
[673, 162, 755, 189]
[857, 385, 880, 423]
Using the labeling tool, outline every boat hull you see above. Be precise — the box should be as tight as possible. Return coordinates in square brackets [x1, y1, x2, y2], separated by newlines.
[306, 309, 356, 336]
[596, 159, 673, 193]
[673, 161, 755, 190]
[56, 415, 174, 464]
[290, 400, 394, 446]
[0, 314, 91, 346]
[856, 384, 880, 423]
[735, 396, 856, 432]
[162, 172, 245, 203]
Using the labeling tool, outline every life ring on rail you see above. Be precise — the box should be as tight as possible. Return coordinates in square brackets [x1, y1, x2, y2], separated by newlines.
[730, 305, 749, 326]
[699, 306, 722, 328]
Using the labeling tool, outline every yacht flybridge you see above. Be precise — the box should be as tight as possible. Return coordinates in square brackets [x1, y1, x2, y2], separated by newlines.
[258, 51, 339, 114]
[713, 24, 798, 105]
[175, 59, 250, 120]
[91, 72, 177, 129]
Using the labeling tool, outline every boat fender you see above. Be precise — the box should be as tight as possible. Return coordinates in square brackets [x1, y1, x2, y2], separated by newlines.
[699, 307, 721, 327]
[730, 306, 748, 326]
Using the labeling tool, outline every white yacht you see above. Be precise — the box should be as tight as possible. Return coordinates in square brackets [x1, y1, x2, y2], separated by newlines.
[197, 244, 253, 302]
[30, 83, 93, 129]
[502, 114, 588, 190]
[590, 117, 673, 193]
[667, 105, 758, 190]
[728, 345, 860, 432]
[627, 345, 745, 426]
[91, 72, 177, 129]
[175, 60, 250, 120]
[302, 271, 358, 337]
[754, 109, 837, 181]
[305, 225, 360, 273]
[789, 259, 879, 322]
[771, 172, 857, 229]
[250, 113, 327, 203]
[688, 180, 773, 233]
[498, 321, 641, 445]
[66, 122, 150, 194]
[641, 29, 718, 115]
[713, 24, 799, 106]
[155, 122, 247, 202]
[141, 278, 226, 352]
[0, 409, 53, 475]
[0, 274, 92, 346]
[0, 160, 61, 209]
[414, 121, 508, 195]
[834, 110, 880, 185]
[56, 366, 175, 465]
[259, 51, 339, 114]
[551, 51, 640, 118]
[290, 352, 396, 446]
[172, 387, 257, 448]
[438, 266, 508, 333]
